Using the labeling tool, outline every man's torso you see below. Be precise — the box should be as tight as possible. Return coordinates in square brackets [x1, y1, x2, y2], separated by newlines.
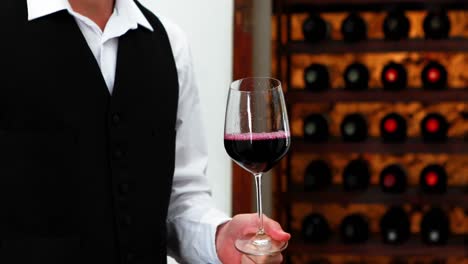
[0, 1, 179, 263]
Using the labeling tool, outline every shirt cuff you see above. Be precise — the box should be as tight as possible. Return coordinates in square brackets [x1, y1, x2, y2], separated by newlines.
[199, 208, 231, 264]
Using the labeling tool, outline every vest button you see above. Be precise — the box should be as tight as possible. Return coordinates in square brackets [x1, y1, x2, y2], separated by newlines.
[119, 183, 130, 195]
[112, 114, 121, 125]
[113, 149, 124, 160]
[126, 253, 135, 263]
[122, 215, 132, 226]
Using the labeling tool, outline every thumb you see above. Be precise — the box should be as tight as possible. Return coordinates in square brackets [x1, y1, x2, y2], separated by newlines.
[263, 216, 291, 242]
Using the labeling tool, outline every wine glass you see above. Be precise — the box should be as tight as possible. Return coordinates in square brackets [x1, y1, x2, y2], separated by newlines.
[224, 77, 291, 256]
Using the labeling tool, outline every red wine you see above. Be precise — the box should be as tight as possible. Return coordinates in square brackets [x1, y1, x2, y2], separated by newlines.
[421, 113, 449, 142]
[344, 63, 369, 91]
[343, 159, 370, 192]
[304, 114, 329, 142]
[303, 14, 330, 43]
[302, 213, 331, 243]
[383, 10, 410, 40]
[340, 214, 369, 244]
[423, 10, 451, 39]
[422, 61, 447, 90]
[304, 64, 330, 91]
[421, 208, 450, 245]
[341, 13, 367, 42]
[341, 113, 368, 142]
[380, 207, 410, 244]
[420, 164, 447, 194]
[304, 160, 332, 191]
[380, 113, 407, 142]
[381, 62, 407, 91]
[380, 164, 407, 193]
[224, 132, 290, 174]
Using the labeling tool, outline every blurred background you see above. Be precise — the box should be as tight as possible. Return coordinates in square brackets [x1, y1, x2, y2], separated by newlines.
[144, 0, 467, 263]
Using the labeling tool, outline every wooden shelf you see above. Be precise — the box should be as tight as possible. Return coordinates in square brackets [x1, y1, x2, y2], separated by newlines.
[291, 138, 468, 154]
[280, 0, 468, 12]
[287, 235, 468, 257]
[286, 89, 468, 103]
[283, 39, 468, 54]
[284, 186, 468, 207]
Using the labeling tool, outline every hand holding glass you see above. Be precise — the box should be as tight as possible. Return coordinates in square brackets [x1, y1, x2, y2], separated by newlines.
[224, 78, 291, 256]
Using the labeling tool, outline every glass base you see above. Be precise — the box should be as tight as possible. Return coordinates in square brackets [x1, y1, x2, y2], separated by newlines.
[235, 233, 288, 256]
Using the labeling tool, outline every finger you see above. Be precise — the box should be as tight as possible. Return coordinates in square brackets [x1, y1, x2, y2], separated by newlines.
[235, 214, 262, 236]
[245, 254, 284, 264]
[241, 225, 260, 237]
[263, 216, 291, 242]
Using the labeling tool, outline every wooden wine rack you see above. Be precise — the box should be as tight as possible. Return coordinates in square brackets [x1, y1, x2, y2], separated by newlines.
[287, 89, 468, 103]
[287, 235, 467, 257]
[284, 186, 468, 206]
[282, 0, 468, 12]
[285, 39, 468, 54]
[273, 0, 468, 263]
[291, 138, 468, 154]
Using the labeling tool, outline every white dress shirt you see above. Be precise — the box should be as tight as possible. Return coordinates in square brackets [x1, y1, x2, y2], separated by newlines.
[26, 0, 231, 263]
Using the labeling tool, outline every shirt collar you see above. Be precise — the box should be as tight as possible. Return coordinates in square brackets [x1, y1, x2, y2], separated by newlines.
[26, 0, 154, 32]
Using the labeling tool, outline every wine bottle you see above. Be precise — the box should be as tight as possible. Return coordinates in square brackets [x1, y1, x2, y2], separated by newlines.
[341, 113, 368, 142]
[344, 63, 369, 91]
[304, 114, 329, 142]
[423, 10, 451, 39]
[383, 10, 410, 41]
[340, 214, 369, 244]
[304, 160, 332, 192]
[341, 13, 367, 42]
[381, 62, 407, 91]
[303, 14, 330, 43]
[380, 113, 407, 142]
[421, 61, 447, 90]
[421, 113, 449, 142]
[302, 213, 331, 243]
[421, 208, 450, 245]
[304, 64, 330, 91]
[343, 159, 370, 191]
[380, 207, 410, 244]
[420, 164, 447, 194]
[379, 164, 407, 193]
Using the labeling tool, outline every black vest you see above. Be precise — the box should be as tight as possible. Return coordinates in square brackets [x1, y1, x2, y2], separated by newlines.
[0, 1, 179, 263]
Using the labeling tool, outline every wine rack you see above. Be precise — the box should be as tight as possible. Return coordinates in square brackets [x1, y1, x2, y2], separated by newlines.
[284, 186, 468, 206]
[287, 89, 468, 103]
[292, 138, 468, 154]
[274, 0, 468, 263]
[287, 235, 467, 257]
[281, 0, 468, 12]
[284, 39, 468, 54]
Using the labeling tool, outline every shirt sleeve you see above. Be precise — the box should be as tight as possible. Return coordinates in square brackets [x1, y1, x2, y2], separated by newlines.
[161, 18, 231, 263]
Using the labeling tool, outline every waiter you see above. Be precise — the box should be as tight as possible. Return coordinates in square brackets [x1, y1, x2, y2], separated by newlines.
[0, 0, 290, 263]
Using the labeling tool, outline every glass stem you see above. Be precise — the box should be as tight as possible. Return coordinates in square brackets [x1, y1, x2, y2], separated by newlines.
[254, 173, 265, 235]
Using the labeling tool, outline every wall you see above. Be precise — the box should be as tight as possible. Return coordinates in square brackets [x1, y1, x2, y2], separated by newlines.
[138, 0, 234, 262]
